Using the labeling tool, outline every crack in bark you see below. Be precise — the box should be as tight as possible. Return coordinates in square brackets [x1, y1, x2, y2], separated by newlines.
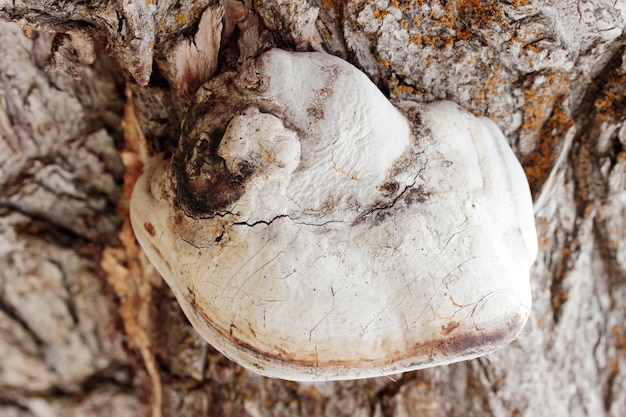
[0, 362, 136, 402]
[0, 297, 47, 352]
[4, 203, 104, 247]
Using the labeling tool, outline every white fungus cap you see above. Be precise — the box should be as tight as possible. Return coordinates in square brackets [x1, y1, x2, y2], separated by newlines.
[130, 49, 537, 381]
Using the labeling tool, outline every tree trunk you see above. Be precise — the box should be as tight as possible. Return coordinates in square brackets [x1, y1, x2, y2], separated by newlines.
[0, 1, 625, 416]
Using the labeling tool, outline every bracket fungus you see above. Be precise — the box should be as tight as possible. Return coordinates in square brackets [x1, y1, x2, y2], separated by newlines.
[130, 49, 537, 381]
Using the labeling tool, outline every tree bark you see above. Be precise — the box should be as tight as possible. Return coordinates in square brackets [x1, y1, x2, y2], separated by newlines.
[0, 1, 625, 416]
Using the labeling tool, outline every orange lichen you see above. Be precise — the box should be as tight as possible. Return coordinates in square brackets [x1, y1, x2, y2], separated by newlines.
[175, 12, 189, 25]
[442, 36, 455, 47]
[320, 0, 337, 10]
[320, 0, 353, 13]
[612, 326, 626, 350]
[403, 0, 509, 47]
[519, 70, 573, 196]
[410, 33, 422, 45]
[594, 82, 626, 123]
[373, 5, 389, 19]
[453, 0, 506, 40]
[423, 35, 436, 46]
[561, 55, 626, 221]
[522, 71, 570, 132]
[609, 355, 620, 373]
[608, 326, 626, 372]
[377, 57, 392, 68]
[428, 7, 440, 20]
[534, 217, 551, 251]
[551, 287, 569, 315]
[392, 84, 416, 95]
[471, 69, 506, 117]
[524, 99, 573, 197]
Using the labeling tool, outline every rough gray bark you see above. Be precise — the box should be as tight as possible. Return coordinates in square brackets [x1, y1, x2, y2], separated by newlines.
[0, 1, 625, 416]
